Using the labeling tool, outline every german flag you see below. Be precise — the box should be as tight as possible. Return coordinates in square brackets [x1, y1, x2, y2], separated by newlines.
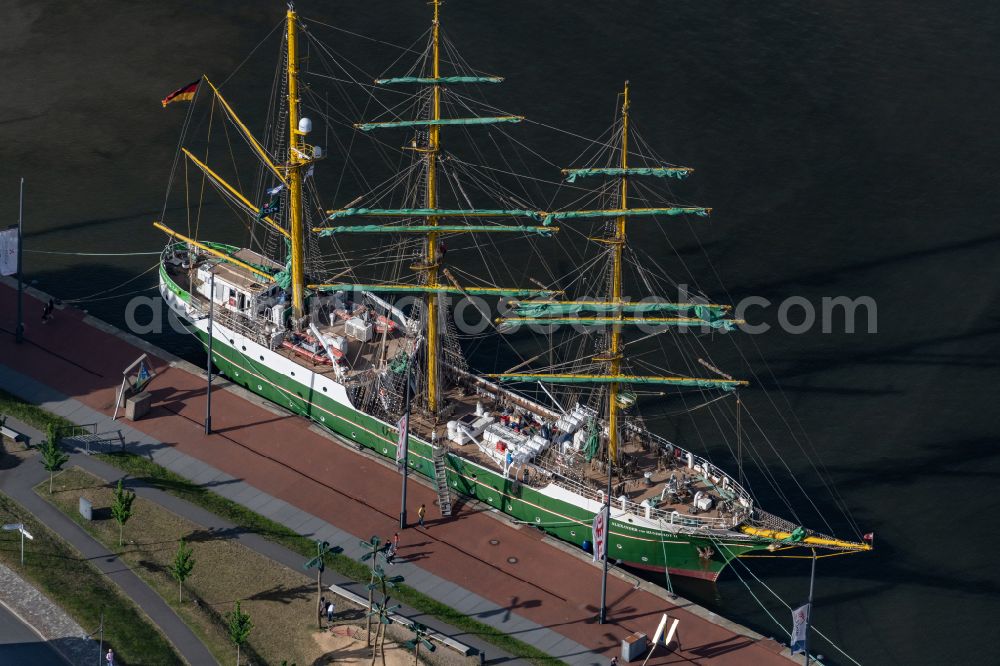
[161, 79, 200, 108]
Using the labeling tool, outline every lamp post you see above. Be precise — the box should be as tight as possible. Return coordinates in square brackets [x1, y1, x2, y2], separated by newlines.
[205, 267, 215, 435]
[3, 523, 33, 564]
[804, 548, 816, 666]
[15, 178, 24, 344]
[399, 359, 411, 529]
[598, 449, 612, 624]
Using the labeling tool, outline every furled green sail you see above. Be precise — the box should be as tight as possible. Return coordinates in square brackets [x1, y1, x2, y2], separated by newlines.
[511, 302, 727, 316]
[544, 207, 710, 223]
[311, 283, 558, 298]
[499, 317, 735, 331]
[375, 76, 504, 85]
[563, 167, 692, 183]
[326, 208, 546, 222]
[356, 116, 523, 131]
[489, 374, 745, 391]
[317, 224, 554, 236]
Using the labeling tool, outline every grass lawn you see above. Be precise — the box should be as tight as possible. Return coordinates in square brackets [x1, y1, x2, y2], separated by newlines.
[41, 466, 338, 666]
[1, 385, 562, 665]
[96, 451, 565, 664]
[0, 491, 180, 665]
[0, 387, 83, 438]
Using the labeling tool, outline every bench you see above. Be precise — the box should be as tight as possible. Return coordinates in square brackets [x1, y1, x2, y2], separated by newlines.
[0, 424, 31, 447]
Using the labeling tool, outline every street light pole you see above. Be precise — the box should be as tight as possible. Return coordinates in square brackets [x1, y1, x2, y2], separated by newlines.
[205, 268, 215, 435]
[598, 453, 612, 624]
[399, 360, 411, 529]
[96, 610, 104, 666]
[15, 177, 24, 344]
[804, 548, 816, 666]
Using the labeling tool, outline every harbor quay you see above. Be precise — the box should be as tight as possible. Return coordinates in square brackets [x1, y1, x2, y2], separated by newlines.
[0, 280, 799, 665]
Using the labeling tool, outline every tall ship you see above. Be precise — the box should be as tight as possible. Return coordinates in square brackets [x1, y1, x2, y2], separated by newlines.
[155, 2, 871, 581]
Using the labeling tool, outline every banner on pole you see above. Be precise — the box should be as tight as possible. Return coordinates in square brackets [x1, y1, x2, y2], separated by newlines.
[396, 413, 409, 469]
[592, 508, 607, 563]
[790, 603, 810, 654]
[0, 226, 17, 277]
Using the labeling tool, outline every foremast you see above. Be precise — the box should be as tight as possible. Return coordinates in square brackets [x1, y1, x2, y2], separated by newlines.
[153, 6, 315, 326]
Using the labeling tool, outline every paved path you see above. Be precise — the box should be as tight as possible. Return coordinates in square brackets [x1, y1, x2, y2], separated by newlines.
[0, 421, 215, 666]
[0, 598, 68, 665]
[3, 413, 518, 663]
[0, 279, 796, 665]
[0, 559, 96, 666]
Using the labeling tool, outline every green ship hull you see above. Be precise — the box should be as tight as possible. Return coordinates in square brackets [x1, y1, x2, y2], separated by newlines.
[163, 259, 764, 580]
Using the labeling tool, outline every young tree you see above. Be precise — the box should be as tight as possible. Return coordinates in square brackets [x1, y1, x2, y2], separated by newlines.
[405, 623, 436, 665]
[39, 425, 69, 493]
[110, 479, 136, 547]
[226, 600, 253, 666]
[169, 538, 195, 603]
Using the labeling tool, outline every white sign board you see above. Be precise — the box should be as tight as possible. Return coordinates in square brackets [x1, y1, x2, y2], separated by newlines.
[396, 412, 409, 468]
[791, 603, 810, 654]
[0, 227, 17, 277]
[592, 509, 607, 563]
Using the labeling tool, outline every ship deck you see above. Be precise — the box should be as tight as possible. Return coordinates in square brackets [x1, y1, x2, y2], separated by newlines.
[406, 388, 736, 525]
[166, 255, 741, 525]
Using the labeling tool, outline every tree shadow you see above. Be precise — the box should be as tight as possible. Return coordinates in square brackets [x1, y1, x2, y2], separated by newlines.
[183, 525, 249, 544]
[476, 595, 542, 622]
[334, 607, 366, 622]
[688, 634, 756, 658]
[247, 582, 314, 605]
[137, 558, 169, 577]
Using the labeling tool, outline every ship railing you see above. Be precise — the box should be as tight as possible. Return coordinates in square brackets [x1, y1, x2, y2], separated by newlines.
[187, 299, 275, 349]
[549, 471, 747, 531]
[643, 431, 754, 512]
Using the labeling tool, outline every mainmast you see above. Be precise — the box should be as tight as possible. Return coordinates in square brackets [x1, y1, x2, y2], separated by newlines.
[312, 0, 558, 422]
[424, 0, 443, 415]
[606, 82, 630, 462]
[286, 5, 307, 322]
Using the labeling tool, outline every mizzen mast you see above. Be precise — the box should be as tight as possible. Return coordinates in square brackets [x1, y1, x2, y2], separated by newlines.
[489, 84, 747, 464]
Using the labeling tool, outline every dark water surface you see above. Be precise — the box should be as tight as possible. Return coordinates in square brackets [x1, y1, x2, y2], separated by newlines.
[3, 2, 999, 664]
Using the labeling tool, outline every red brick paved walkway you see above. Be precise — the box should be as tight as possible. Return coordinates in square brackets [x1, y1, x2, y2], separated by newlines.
[0, 283, 793, 664]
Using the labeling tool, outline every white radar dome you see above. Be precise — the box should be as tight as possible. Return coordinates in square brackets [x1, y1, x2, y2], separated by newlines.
[298, 117, 312, 134]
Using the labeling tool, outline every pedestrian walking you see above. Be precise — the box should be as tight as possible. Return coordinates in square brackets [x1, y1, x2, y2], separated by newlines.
[106, 648, 115, 665]
[393, 532, 400, 551]
[609, 657, 618, 666]
[325, 599, 335, 623]
[417, 503, 426, 527]
[41, 298, 54, 323]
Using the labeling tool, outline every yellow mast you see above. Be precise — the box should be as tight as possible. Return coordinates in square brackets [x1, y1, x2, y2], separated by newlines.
[607, 82, 629, 462]
[286, 6, 307, 323]
[424, 0, 442, 416]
